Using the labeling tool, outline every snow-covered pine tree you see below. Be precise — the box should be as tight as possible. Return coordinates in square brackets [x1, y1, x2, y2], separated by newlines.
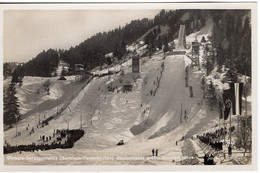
[242, 17, 251, 76]
[157, 36, 162, 50]
[224, 44, 238, 83]
[205, 54, 214, 76]
[3, 63, 12, 80]
[206, 80, 217, 111]
[225, 62, 238, 83]
[163, 36, 169, 53]
[4, 83, 20, 127]
[216, 43, 225, 68]
[201, 36, 206, 43]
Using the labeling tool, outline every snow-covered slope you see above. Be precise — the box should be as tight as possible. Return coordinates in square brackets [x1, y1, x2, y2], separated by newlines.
[4, 16, 251, 166]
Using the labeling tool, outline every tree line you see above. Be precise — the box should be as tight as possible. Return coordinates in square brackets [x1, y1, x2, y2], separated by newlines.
[201, 10, 251, 111]
[11, 9, 209, 80]
[211, 10, 251, 80]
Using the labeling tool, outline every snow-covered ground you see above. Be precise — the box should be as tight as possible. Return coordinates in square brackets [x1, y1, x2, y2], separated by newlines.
[4, 17, 251, 165]
[15, 76, 80, 116]
[4, 51, 224, 165]
[186, 18, 213, 44]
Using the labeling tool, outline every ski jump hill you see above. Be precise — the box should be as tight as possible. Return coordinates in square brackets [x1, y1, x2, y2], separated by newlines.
[4, 19, 223, 165]
[168, 25, 186, 56]
[176, 25, 186, 50]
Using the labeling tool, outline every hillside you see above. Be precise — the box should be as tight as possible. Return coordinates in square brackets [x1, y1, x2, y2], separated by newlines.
[3, 9, 252, 166]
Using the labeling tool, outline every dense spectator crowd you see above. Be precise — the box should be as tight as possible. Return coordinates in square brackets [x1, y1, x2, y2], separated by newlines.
[4, 129, 84, 154]
[196, 127, 235, 151]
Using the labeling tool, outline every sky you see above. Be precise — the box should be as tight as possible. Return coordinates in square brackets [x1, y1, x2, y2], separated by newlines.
[4, 10, 160, 63]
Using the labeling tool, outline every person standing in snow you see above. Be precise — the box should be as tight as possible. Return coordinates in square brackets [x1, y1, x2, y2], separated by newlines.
[184, 110, 188, 123]
[155, 149, 159, 157]
[152, 148, 155, 156]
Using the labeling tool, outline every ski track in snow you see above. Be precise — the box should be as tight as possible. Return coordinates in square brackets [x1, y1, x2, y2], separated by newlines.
[4, 17, 251, 165]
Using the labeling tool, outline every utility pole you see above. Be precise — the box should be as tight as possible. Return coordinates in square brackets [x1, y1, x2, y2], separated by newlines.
[71, 80, 74, 99]
[38, 105, 41, 125]
[224, 117, 226, 144]
[218, 110, 221, 142]
[90, 105, 93, 125]
[229, 102, 232, 155]
[104, 83, 106, 100]
[56, 97, 59, 115]
[80, 112, 82, 130]
[99, 88, 101, 114]
[180, 104, 183, 124]
[230, 104, 232, 144]
[15, 115, 18, 136]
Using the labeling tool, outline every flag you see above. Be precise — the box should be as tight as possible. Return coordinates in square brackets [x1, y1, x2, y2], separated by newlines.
[218, 101, 223, 119]
[229, 83, 243, 115]
[223, 89, 232, 120]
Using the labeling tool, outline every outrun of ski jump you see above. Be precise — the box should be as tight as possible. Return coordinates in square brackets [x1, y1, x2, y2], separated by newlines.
[3, 10, 252, 165]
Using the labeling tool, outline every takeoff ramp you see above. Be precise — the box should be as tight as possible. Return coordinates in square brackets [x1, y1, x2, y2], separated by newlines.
[176, 25, 186, 50]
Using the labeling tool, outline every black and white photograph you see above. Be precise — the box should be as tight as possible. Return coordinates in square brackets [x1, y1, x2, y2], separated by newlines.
[0, 2, 258, 172]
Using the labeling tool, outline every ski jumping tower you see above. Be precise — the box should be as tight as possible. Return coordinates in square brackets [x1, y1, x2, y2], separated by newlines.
[191, 37, 200, 67]
[176, 25, 186, 50]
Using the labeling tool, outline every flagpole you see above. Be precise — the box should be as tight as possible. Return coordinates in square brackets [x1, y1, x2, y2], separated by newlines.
[244, 74, 248, 156]
[224, 117, 226, 145]
[218, 100, 221, 142]
[235, 83, 240, 145]
[229, 101, 232, 155]
[15, 115, 18, 137]
[219, 112, 220, 142]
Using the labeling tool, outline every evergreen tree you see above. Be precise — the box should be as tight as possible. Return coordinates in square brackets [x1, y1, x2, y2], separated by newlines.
[106, 56, 112, 65]
[201, 36, 206, 43]
[242, 17, 251, 76]
[201, 76, 206, 99]
[216, 43, 225, 67]
[4, 83, 20, 127]
[206, 80, 217, 111]
[157, 36, 162, 50]
[205, 54, 214, 76]
[113, 41, 127, 60]
[224, 44, 238, 83]
[163, 43, 169, 53]
[163, 36, 169, 53]
[3, 63, 12, 80]
[157, 25, 161, 33]
[225, 58, 238, 83]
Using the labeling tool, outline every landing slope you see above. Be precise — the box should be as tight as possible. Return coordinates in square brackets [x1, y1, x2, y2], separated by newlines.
[131, 55, 186, 136]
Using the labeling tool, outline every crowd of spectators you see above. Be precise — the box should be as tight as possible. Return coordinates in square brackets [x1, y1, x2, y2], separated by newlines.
[4, 129, 84, 154]
[196, 126, 235, 151]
